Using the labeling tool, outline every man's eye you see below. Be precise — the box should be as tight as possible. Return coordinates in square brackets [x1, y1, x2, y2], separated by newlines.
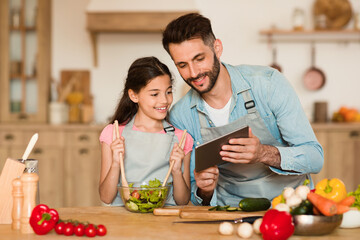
[196, 57, 204, 62]
[178, 64, 186, 69]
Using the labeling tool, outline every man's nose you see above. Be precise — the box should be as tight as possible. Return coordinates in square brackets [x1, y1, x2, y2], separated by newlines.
[188, 64, 198, 78]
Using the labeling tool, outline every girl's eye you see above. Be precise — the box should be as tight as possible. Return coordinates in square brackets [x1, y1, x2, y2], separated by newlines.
[167, 91, 173, 95]
[151, 93, 158, 97]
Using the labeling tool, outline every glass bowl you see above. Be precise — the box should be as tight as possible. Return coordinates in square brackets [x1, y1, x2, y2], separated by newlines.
[293, 214, 343, 236]
[118, 182, 170, 213]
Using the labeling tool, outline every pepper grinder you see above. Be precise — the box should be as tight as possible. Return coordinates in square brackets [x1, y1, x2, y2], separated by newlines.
[12, 178, 23, 230]
[20, 172, 39, 234]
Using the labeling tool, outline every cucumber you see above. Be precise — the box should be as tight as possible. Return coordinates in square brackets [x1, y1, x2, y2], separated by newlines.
[239, 198, 271, 212]
[226, 207, 238, 212]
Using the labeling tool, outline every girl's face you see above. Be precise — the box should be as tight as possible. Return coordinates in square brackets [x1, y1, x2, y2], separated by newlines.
[129, 74, 173, 122]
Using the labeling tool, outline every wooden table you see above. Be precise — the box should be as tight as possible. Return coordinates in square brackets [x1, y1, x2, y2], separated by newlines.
[0, 206, 359, 239]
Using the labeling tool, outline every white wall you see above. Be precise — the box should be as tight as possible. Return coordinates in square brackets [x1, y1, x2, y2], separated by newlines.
[52, 0, 360, 124]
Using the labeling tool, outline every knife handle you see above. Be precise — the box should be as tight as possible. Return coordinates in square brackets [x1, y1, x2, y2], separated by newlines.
[235, 216, 262, 224]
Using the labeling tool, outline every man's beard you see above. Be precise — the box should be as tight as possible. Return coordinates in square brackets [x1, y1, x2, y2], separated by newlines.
[184, 54, 220, 95]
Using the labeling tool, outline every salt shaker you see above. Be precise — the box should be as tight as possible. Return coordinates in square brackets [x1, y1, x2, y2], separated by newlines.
[20, 172, 39, 234]
[12, 178, 23, 230]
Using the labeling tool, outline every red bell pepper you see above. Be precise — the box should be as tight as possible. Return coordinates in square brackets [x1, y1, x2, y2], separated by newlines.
[30, 204, 59, 235]
[260, 209, 294, 240]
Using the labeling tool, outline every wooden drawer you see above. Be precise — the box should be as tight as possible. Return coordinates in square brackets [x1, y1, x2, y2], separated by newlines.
[66, 131, 100, 147]
[0, 131, 23, 146]
[23, 131, 64, 147]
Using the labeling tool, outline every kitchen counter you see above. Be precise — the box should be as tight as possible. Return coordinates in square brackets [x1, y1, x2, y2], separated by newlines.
[0, 206, 359, 239]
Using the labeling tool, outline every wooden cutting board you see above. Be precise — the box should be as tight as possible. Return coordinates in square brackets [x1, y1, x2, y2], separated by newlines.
[153, 206, 266, 220]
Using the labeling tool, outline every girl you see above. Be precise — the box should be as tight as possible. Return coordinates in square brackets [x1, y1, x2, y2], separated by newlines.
[99, 57, 193, 206]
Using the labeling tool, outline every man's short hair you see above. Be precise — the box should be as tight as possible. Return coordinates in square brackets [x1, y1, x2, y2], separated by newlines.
[162, 13, 216, 54]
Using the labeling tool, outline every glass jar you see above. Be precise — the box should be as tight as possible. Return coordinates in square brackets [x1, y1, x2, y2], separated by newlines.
[292, 8, 305, 31]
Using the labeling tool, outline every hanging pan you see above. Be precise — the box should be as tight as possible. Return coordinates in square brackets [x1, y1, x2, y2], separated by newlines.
[270, 47, 282, 72]
[303, 44, 326, 91]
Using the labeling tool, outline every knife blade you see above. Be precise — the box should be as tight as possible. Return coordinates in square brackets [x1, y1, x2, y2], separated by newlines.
[173, 216, 262, 224]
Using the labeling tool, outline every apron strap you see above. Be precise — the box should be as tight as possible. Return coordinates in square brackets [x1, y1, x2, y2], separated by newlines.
[241, 90, 257, 114]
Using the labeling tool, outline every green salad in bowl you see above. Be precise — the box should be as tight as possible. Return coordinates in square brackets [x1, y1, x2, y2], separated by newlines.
[118, 179, 170, 213]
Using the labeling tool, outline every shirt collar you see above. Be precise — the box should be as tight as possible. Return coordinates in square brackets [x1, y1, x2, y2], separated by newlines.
[188, 62, 251, 109]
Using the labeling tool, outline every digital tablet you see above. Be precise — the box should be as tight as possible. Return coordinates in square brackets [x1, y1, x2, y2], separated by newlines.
[195, 126, 249, 172]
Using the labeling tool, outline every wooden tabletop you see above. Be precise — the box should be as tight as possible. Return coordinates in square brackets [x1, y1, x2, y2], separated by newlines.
[0, 206, 359, 239]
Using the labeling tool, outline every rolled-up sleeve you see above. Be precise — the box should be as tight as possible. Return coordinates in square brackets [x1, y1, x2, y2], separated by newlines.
[267, 70, 324, 175]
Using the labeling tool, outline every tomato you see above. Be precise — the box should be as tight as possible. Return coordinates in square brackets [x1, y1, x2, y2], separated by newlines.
[54, 222, 65, 234]
[85, 224, 97, 237]
[131, 190, 140, 199]
[74, 223, 85, 236]
[96, 224, 107, 236]
[63, 222, 74, 236]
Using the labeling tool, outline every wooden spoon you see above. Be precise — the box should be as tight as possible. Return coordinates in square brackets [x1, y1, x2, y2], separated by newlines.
[21, 133, 39, 163]
[162, 130, 187, 187]
[113, 120, 130, 200]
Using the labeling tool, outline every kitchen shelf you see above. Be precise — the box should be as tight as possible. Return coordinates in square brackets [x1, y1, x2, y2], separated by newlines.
[260, 29, 360, 43]
[86, 11, 197, 66]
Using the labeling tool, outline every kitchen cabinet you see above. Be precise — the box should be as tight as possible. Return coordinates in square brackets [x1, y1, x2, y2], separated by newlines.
[0, 0, 51, 123]
[64, 131, 101, 207]
[312, 123, 360, 192]
[0, 124, 103, 208]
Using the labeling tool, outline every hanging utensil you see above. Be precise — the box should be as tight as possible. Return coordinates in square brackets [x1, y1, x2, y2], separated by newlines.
[270, 46, 282, 72]
[303, 43, 326, 91]
[21, 133, 39, 162]
[162, 130, 187, 187]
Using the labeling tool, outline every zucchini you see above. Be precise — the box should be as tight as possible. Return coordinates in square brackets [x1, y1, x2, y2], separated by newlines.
[239, 198, 271, 212]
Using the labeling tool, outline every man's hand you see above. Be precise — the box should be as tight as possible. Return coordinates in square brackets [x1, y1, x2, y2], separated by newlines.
[194, 166, 219, 205]
[219, 128, 281, 168]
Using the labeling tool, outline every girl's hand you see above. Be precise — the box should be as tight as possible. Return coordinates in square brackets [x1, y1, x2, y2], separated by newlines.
[110, 136, 125, 166]
[170, 143, 185, 175]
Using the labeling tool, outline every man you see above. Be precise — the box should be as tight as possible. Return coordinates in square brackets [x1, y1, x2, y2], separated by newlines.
[162, 13, 323, 206]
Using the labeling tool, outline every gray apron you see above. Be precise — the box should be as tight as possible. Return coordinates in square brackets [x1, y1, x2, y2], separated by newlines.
[199, 90, 308, 206]
[111, 116, 178, 206]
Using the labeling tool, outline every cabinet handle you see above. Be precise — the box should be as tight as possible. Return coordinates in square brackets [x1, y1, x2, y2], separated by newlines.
[5, 134, 14, 140]
[78, 135, 89, 141]
[349, 131, 359, 137]
[79, 148, 89, 155]
[33, 148, 43, 154]
[18, 113, 28, 119]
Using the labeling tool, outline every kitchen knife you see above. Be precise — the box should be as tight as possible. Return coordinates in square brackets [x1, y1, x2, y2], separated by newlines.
[173, 216, 262, 224]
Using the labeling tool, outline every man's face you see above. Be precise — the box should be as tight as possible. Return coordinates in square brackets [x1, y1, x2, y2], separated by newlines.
[169, 38, 220, 95]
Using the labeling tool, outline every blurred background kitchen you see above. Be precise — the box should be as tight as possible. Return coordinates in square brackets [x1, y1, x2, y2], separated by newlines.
[0, 0, 359, 208]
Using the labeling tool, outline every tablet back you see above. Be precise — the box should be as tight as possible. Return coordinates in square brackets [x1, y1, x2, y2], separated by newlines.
[195, 126, 249, 172]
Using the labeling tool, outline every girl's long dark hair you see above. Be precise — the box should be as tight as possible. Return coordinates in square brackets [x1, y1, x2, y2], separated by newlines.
[110, 57, 173, 124]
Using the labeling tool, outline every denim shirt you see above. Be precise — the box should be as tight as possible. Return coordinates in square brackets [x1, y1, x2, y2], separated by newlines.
[169, 63, 324, 206]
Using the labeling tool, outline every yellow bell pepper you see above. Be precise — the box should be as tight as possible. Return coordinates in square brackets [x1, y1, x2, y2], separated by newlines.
[315, 178, 347, 203]
[272, 194, 285, 208]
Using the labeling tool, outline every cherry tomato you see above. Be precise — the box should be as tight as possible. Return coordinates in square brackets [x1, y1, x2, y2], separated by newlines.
[54, 221, 65, 234]
[63, 222, 74, 236]
[74, 223, 85, 236]
[131, 191, 140, 199]
[96, 224, 107, 236]
[85, 224, 97, 237]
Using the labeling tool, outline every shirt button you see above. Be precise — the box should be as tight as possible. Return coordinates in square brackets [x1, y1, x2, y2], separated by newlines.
[209, 121, 212, 124]
[197, 142, 200, 145]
